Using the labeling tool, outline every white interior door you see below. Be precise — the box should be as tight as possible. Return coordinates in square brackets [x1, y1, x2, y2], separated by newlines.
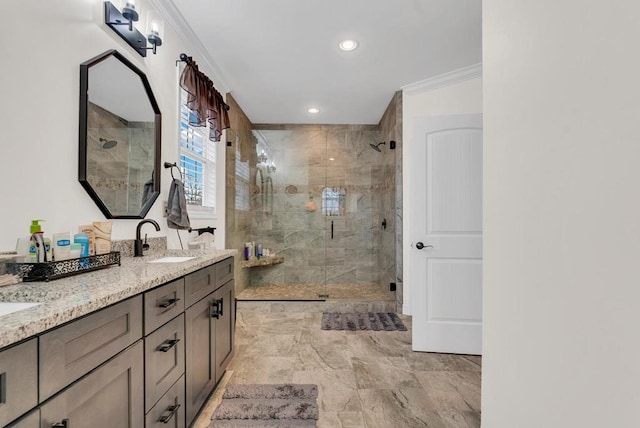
[409, 114, 483, 355]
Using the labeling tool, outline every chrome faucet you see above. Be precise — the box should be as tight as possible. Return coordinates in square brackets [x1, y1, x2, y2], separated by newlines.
[134, 219, 160, 257]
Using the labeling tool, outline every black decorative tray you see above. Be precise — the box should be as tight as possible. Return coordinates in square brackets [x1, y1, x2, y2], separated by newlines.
[6, 251, 121, 282]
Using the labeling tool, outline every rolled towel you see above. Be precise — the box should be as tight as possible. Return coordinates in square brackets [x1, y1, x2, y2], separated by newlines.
[0, 274, 21, 287]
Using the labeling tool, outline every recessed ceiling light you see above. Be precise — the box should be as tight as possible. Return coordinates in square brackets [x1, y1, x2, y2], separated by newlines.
[339, 39, 358, 51]
[307, 107, 320, 114]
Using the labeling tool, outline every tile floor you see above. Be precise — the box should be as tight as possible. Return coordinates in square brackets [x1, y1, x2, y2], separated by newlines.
[194, 302, 481, 428]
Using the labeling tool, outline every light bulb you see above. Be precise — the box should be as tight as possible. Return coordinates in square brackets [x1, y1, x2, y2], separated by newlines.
[339, 39, 358, 51]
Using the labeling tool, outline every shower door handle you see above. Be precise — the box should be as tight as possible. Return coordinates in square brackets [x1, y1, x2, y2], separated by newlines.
[331, 221, 334, 239]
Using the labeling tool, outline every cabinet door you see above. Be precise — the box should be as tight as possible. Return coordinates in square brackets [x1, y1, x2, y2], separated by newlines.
[0, 339, 38, 427]
[184, 295, 216, 426]
[40, 341, 144, 428]
[145, 314, 185, 412]
[145, 375, 185, 428]
[213, 280, 235, 383]
[39, 295, 143, 401]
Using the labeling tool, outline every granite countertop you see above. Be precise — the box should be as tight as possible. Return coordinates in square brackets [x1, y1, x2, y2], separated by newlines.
[0, 248, 236, 349]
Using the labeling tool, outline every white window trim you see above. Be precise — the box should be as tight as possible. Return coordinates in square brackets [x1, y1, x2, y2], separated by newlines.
[178, 87, 217, 219]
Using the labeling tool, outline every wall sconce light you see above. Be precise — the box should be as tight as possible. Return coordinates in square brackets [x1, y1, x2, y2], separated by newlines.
[146, 10, 164, 55]
[121, 1, 138, 31]
[104, 1, 163, 57]
[266, 162, 277, 174]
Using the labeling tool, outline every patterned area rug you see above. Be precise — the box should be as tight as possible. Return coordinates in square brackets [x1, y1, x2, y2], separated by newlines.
[321, 312, 408, 331]
[210, 384, 318, 427]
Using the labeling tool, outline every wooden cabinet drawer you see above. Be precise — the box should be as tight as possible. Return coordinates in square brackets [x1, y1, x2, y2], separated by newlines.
[39, 295, 143, 401]
[145, 314, 185, 412]
[184, 265, 215, 308]
[145, 375, 185, 428]
[214, 257, 234, 289]
[40, 341, 144, 428]
[144, 278, 185, 335]
[0, 339, 38, 427]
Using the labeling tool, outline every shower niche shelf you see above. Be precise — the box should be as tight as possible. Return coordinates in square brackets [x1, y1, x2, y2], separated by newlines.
[240, 256, 284, 269]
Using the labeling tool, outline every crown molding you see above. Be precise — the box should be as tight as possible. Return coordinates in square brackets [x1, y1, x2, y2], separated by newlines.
[402, 63, 482, 95]
[151, 0, 230, 93]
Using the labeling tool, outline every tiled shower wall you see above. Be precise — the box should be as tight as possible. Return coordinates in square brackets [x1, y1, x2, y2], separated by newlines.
[225, 93, 402, 307]
[249, 124, 390, 290]
[225, 94, 255, 296]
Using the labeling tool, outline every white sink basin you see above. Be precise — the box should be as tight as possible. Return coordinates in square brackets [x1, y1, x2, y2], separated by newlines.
[0, 302, 41, 317]
[148, 256, 196, 263]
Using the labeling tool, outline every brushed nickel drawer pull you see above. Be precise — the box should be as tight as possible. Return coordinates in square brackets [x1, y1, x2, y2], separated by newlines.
[159, 404, 181, 423]
[157, 297, 181, 308]
[156, 338, 180, 353]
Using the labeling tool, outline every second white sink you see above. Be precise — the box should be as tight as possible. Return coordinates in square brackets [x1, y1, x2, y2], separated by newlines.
[148, 256, 196, 263]
[0, 302, 41, 318]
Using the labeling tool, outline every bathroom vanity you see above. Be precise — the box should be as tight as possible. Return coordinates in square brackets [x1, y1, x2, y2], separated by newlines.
[0, 249, 235, 428]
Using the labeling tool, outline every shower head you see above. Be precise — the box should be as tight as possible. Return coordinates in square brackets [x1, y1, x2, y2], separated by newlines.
[370, 142, 386, 152]
[100, 138, 118, 149]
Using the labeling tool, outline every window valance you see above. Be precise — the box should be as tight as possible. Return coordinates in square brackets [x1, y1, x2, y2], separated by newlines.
[179, 54, 230, 142]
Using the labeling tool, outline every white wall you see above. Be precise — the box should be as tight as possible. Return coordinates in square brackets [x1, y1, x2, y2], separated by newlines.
[402, 75, 483, 314]
[0, 0, 226, 251]
[483, 1, 640, 427]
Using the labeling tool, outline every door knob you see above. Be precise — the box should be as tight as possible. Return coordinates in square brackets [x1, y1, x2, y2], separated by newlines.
[415, 242, 434, 250]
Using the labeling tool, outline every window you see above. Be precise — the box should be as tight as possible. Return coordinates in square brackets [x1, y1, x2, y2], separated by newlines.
[179, 90, 216, 217]
[322, 187, 346, 216]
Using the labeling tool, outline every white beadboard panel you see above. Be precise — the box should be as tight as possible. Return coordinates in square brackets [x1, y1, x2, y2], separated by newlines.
[427, 259, 483, 323]
[426, 128, 483, 235]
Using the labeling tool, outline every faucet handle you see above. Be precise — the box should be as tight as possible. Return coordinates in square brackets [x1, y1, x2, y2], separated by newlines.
[142, 233, 150, 251]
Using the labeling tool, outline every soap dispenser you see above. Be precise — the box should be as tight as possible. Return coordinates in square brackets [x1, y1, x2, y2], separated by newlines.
[28, 220, 51, 262]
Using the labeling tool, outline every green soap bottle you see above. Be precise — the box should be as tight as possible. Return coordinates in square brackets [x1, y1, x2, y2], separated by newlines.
[28, 220, 51, 263]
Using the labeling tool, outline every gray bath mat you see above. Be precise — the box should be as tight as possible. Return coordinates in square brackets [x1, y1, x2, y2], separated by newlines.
[321, 312, 407, 331]
[210, 384, 318, 428]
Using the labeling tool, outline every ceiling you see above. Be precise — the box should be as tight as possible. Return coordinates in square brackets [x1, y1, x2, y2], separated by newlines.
[167, 0, 482, 125]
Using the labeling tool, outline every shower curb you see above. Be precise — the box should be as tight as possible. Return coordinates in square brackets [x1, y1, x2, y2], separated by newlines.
[236, 300, 396, 314]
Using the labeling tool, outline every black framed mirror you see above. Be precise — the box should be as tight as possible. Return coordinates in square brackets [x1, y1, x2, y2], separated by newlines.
[79, 49, 161, 218]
